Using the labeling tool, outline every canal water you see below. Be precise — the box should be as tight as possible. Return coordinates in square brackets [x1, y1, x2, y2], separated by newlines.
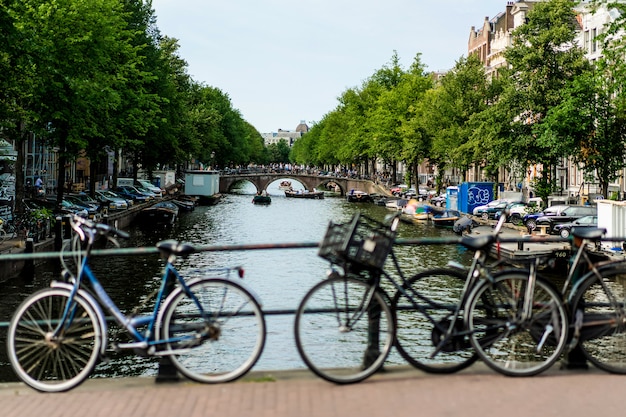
[0, 180, 470, 382]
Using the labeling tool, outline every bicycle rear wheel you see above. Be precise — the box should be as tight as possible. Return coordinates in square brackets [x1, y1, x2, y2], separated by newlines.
[7, 288, 102, 392]
[160, 278, 266, 383]
[465, 272, 568, 376]
[570, 266, 626, 373]
[294, 275, 394, 384]
[392, 268, 478, 373]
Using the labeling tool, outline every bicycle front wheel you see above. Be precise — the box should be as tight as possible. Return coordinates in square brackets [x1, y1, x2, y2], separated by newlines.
[161, 278, 266, 383]
[465, 273, 568, 376]
[392, 268, 478, 373]
[7, 288, 102, 392]
[294, 276, 394, 384]
[570, 266, 626, 373]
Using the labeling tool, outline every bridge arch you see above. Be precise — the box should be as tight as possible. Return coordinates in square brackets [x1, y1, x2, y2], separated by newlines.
[219, 173, 391, 197]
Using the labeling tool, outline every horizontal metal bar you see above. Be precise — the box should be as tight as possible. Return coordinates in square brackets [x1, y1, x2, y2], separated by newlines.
[3, 234, 626, 263]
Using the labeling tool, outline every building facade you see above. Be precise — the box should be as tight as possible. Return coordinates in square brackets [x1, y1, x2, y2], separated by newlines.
[468, 0, 625, 201]
[262, 120, 309, 147]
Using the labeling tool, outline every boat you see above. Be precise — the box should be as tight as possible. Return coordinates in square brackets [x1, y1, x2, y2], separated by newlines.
[171, 198, 196, 211]
[136, 201, 179, 226]
[278, 180, 292, 190]
[346, 190, 373, 203]
[386, 198, 408, 211]
[412, 205, 432, 221]
[284, 189, 324, 199]
[252, 194, 272, 204]
[432, 210, 461, 227]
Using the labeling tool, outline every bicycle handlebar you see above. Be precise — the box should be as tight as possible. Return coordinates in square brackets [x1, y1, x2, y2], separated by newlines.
[70, 215, 130, 241]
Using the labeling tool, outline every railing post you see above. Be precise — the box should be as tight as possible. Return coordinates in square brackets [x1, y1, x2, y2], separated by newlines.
[562, 344, 589, 370]
[54, 216, 63, 251]
[155, 268, 180, 383]
[365, 298, 382, 370]
[22, 238, 34, 281]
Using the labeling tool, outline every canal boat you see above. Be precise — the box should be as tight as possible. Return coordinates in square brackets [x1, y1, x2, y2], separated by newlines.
[346, 190, 373, 203]
[278, 180, 292, 190]
[432, 210, 461, 227]
[252, 194, 272, 204]
[136, 201, 179, 226]
[284, 189, 324, 199]
[171, 198, 196, 211]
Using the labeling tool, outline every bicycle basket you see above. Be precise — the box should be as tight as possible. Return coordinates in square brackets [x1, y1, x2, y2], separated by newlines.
[318, 212, 397, 270]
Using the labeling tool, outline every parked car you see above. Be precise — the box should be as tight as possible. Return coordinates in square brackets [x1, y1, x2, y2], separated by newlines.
[493, 202, 529, 225]
[523, 204, 570, 231]
[535, 205, 597, 234]
[552, 215, 598, 238]
[62, 196, 102, 220]
[115, 186, 151, 203]
[95, 190, 129, 211]
[477, 200, 523, 220]
[67, 193, 106, 212]
[473, 199, 509, 218]
[37, 197, 90, 218]
[135, 179, 164, 198]
[430, 194, 446, 207]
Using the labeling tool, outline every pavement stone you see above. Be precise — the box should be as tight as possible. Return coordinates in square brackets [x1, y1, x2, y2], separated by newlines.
[0, 363, 624, 417]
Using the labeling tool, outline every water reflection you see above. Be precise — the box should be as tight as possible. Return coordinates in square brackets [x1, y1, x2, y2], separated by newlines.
[0, 181, 471, 382]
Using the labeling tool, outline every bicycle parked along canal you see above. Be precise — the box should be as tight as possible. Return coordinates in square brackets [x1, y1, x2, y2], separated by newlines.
[504, 226, 626, 375]
[294, 210, 569, 383]
[6, 215, 266, 392]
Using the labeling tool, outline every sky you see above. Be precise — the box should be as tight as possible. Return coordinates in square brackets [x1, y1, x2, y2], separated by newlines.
[150, 0, 508, 134]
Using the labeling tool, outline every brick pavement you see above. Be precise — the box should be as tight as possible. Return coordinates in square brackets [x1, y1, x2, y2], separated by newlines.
[1, 364, 624, 417]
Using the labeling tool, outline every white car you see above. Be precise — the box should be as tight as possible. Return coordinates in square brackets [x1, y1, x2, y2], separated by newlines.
[135, 179, 164, 198]
[472, 199, 507, 216]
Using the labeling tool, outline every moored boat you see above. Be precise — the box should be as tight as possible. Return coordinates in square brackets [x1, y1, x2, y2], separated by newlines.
[171, 198, 196, 211]
[284, 189, 324, 199]
[136, 201, 179, 226]
[432, 210, 461, 227]
[385, 198, 408, 211]
[346, 190, 373, 203]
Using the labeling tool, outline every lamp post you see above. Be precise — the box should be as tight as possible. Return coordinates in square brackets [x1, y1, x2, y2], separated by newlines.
[210, 152, 215, 171]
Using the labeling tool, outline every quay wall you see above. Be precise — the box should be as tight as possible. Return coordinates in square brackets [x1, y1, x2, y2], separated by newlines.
[0, 202, 145, 283]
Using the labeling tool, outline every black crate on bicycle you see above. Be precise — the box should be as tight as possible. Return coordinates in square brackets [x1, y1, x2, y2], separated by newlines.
[318, 212, 397, 270]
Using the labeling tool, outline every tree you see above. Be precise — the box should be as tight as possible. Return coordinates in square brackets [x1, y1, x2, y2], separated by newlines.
[501, 0, 590, 201]
[421, 55, 493, 185]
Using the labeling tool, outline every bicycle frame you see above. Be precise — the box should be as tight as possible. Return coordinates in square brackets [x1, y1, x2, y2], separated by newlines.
[54, 250, 212, 355]
[564, 236, 626, 345]
[385, 243, 495, 357]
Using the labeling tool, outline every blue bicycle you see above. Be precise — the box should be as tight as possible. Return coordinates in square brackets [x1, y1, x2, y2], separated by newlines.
[7, 215, 266, 392]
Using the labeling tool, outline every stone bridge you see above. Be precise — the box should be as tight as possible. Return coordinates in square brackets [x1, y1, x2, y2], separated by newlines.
[219, 173, 390, 196]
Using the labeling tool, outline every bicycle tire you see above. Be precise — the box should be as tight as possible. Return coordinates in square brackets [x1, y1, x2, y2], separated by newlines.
[570, 265, 626, 373]
[160, 278, 266, 383]
[7, 287, 102, 392]
[294, 275, 394, 384]
[392, 268, 479, 373]
[465, 272, 568, 376]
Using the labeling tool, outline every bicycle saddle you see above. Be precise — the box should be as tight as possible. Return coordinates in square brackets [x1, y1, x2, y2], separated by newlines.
[156, 240, 196, 256]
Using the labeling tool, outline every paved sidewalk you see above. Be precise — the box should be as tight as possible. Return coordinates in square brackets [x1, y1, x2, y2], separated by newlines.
[1, 363, 623, 417]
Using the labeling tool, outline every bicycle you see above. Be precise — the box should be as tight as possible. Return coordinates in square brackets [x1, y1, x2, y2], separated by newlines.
[6, 215, 266, 392]
[294, 210, 569, 383]
[542, 227, 626, 374]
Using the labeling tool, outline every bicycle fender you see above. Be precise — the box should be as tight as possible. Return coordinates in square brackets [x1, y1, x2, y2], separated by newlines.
[184, 276, 263, 306]
[50, 281, 109, 356]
